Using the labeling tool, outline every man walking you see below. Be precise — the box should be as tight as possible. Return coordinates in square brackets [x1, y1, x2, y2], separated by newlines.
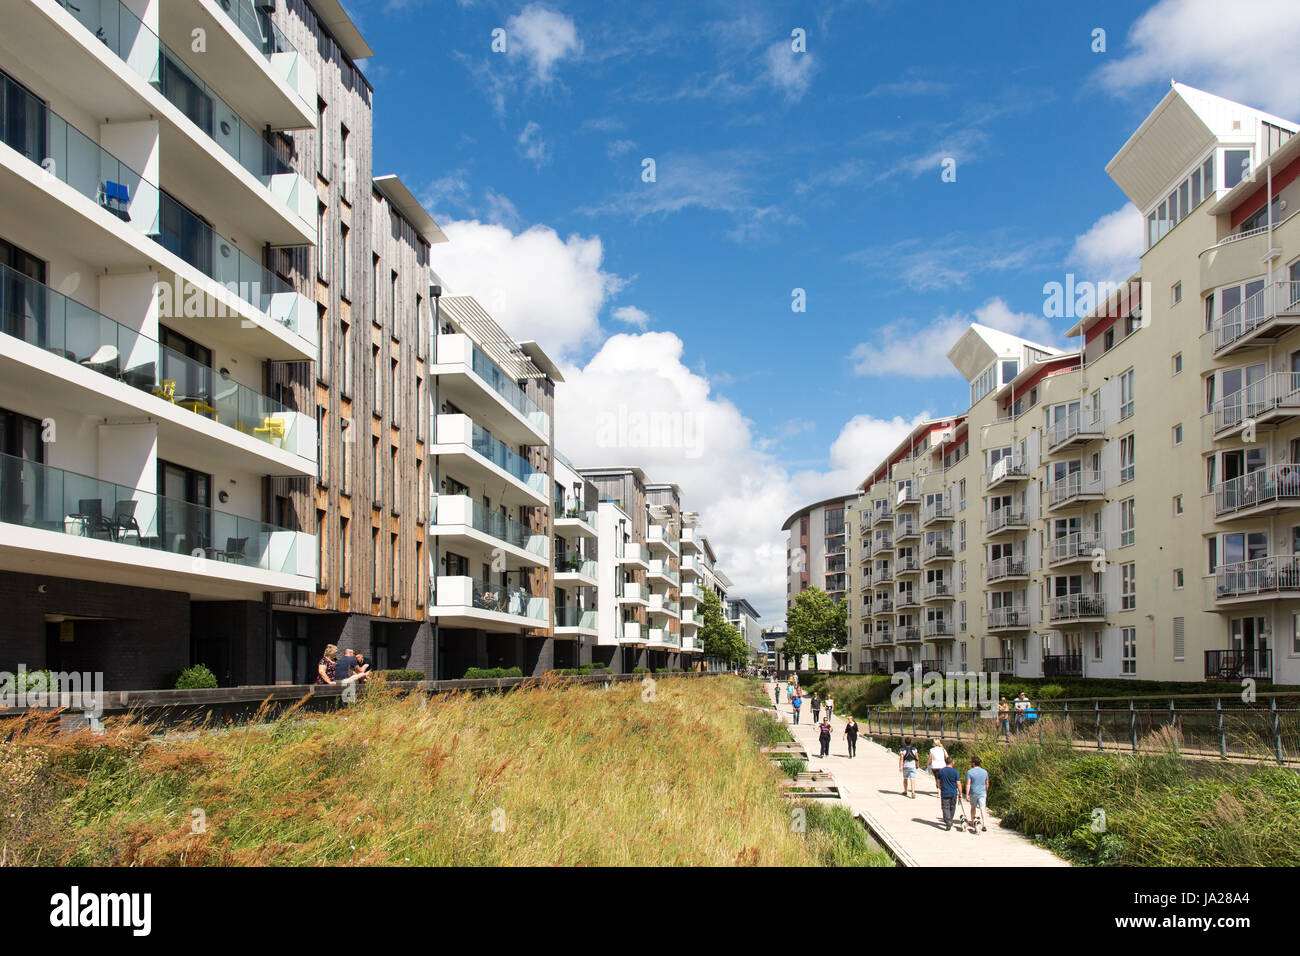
[937, 755, 961, 830]
[811, 693, 822, 724]
[791, 691, 802, 725]
[964, 756, 990, 832]
[843, 716, 859, 758]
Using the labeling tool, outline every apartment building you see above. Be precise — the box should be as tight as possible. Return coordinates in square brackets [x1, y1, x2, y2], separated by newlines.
[726, 597, 762, 657]
[787, 83, 1300, 686]
[781, 494, 855, 667]
[0, 0, 328, 688]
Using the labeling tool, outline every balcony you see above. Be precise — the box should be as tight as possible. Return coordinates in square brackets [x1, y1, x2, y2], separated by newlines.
[1214, 464, 1300, 520]
[680, 527, 701, 551]
[1048, 531, 1105, 568]
[431, 496, 549, 566]
[874, 628, 894, 645]
[1046, 407, 1104, 453]
[648, 593, 680, 617]
[872, 503, 893, 526]
[647, 523, 679, 555]
[872, 532, 893, 555]
[648, 560, 680, 585]
[0, 73, 315, 360]
[0, 264, 315, 474]
[1213, 373, 1300, 439]
[922, 534, 953, 565]
[1214, 554, 1300, 603]
[648, 627, 678, 648]
[897, 591, 921, 611]
[431, 415, 549, 507]
[1204, 648, 1272, 681]
[621, 621, 646, 644]
[894, 516, 919, 541]
[0, 451, 314, 597]
[988, 606, 1030, 632]
[923, 618, 956, 641]
[1042, 654, 1083, 678]
[681, 609, 697, 627]
[982, 656, 1015, 675]
[874, 565, 893, 584]
[987, 505, 1028, 534]
[1212, 280, 1300, 358]
[874, 598, 894, 615]
[1047, 471, 1105, 510]
[985, 555, 1028, 583]
[617, 583, 648, 605]
[554, 552, 598, 586]
[432, 336, 550, 446]
[680, 582, 701, 602]
[922, 580, 954, 603]
[896, 553, 921, 576]
[554, 607, 597, 635]
[430, 575, 548, 628]
[554, 504, 598, 537]
[679, 554, 700, 576]
[1048, 592, 1106, 624]
[986, 454, 1028, 490]
[897, 625, 922, 644]
[896, 486, 919, 507]
[921, 499, 953, 526]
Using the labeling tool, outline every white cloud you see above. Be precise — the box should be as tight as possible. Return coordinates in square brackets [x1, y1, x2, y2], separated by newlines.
[826, 411, 931, 487]
[606, 138, 637, 159]
[762, 41, 816, 103]
[850, 298, 1059, 378]
[1068, 203, 1144, 285]
[431, 219, 623, 358]
[611, 304, 650, 328]
[1094, 0, 1300, 116]
[507, 4, 582, 84]
[517, 121, 552, 169]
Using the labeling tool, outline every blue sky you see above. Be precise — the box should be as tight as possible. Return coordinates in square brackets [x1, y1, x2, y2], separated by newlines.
[342, 0, 1300, 622]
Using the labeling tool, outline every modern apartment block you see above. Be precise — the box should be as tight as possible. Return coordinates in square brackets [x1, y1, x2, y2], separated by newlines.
[782, 494, 855, 669]
[786, 83, 1300, 686]
[726, 597, 762, 657]
[0, 0, 328, 688]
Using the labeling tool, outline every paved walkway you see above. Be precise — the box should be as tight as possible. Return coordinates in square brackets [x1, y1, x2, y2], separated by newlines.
[767, 683, 1068, 867]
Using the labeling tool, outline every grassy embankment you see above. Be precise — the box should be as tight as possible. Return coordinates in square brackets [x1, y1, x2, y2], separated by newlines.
[1, 675, 888, 866]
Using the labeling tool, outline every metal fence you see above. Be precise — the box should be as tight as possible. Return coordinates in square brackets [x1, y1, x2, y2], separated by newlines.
[861, 692, 1300, 765]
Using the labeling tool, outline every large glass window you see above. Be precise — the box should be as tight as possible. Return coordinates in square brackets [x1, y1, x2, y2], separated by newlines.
[1224, 149, 1252, 189]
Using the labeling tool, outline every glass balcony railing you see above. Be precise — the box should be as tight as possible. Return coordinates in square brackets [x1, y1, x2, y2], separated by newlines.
[0, 71, 307, 338]
[0, 450, 302, 574]
[557, 503, 598, 526]
[468, 421, 548, 495]
[213, 0, 307, 80]
[0, 263, 305, 456]
[471, 345, 550, 434]
[59, 0, 306, 213]
[434, 496, 547, 558]
[555, 607, 596, 629]
[461, 576, 547, 620]
[555, 552, 597, 577]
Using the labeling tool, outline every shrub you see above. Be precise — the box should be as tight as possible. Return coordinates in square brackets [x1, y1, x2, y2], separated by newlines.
[778, 756, 807, 778]
[462, 667, 524, 680]
[374, 670, 424, 682]
[174, 665, 218, 690]
[22, 669, 54, 692]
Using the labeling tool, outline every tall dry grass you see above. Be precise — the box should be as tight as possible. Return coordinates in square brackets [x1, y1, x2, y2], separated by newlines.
[1, 675, 877, 866]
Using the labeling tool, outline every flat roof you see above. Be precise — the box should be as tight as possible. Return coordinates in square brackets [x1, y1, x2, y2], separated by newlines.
[373, 175, 448, 246]
[519, 341, 564, 383]
[780, 494, 855, 533]
[310, 0, 375, 60]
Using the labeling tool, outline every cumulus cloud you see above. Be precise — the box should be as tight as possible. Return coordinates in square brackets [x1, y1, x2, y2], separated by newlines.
[1068, 203, 1144, 285]
[507, 4, 582, 84]
[849, 298, 1059, 378]
[611, 305, 650, 328]
[1094, 0, 1300, 116]
[762, 41, 816, 102]
[430, 219, 622, 358]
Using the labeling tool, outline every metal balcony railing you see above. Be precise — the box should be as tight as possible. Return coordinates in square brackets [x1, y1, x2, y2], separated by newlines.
[1215, 555, 1300, 599]
[1048, 592, 1106, 622]
[1048, 470, 1104, 506]
[1215, 463, 1300, 516]
[1213, 372, 1300, 434]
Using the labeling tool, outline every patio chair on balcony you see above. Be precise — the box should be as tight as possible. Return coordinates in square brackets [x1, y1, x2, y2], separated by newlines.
[112, 500, 142, 543]
[219, 536, 248, 563]
[74, 499, 114, 540]
[80, 344, 120, 378]
[121, 361, 156, 392]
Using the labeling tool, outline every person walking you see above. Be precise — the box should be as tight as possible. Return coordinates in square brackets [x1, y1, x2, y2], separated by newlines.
[791, 692, 802, 725]
[818, 718, 832, 758]
[899, 737, 920, 798]
[996, 697, 1011, 737]
[964, 756, 990, 833]
[927, 739, 949, 792]
[843, 716, 859, 758]
[937, 755, 961, 830]
[811, 693, 822, 723]
[824, 695, 835, 721]
[774, 684, 782, 707]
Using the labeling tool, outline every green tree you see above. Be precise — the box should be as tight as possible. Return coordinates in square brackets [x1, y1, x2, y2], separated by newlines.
[785, 586, 848, 671]
[699, 588, 747, 666]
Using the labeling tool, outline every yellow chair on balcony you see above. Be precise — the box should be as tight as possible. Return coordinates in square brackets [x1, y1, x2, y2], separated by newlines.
[152, 379, 176, 402]
[253, 415, 287, 447]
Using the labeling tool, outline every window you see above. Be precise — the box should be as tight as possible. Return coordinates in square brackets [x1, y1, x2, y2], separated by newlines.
[391, 445, 399, 510]
[1093, 631, 1102, 661]
[1120, 434, 1135, 483]
[1172, 353, 1183, 375]
[1120, 498, 1135, 547]
[317, 304, 328, 381]
[341, 320, 352, 395]
[1121, 563, 1136, 611]
[340, 123, 350, 199]
[1224, 148, 1251, 189]
[315, 404, 326, 476]
[1121, 627, 1137, 675]
[1173, 424, 1183, 445]
[1104, 328, 1115, 352]
[371, 436, 380, 504]
[1174, 568, 1184, 589]
[372, 526, 380, 597]
[1171, 282, 1182, 305]
[340, 223, 350, 299]
[958, 478, 966, 511]
[391, 532, 399, 600]
[1292, 612, 1300, 655]
[1119, 368, 1135, 419]
[372, 345, 382, 410]
[1173, 495, 1183, 516]
[339, 516, 350, 592]
[341, 419, 351, 494]
[317, 98, 327, 173]
[391, 358, 399, 426]
[317, 203, 329, 280]
[1173, 617, 1185, 661]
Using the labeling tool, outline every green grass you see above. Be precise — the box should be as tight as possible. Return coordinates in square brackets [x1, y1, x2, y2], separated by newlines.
[1, 676, 881, 867]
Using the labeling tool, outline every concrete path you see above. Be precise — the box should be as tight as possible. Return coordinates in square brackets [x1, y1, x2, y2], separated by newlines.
[766, 683, 1068, 867]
